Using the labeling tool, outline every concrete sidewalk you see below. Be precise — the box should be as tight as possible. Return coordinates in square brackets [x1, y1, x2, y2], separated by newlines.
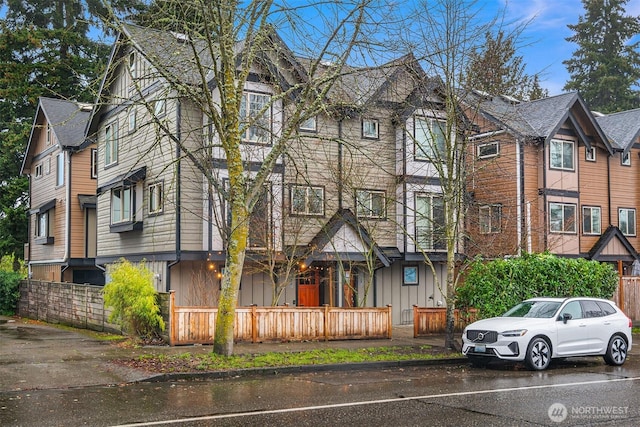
[0, 315, 451, 392]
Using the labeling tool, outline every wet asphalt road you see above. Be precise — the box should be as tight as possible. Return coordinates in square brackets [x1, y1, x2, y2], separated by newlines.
[1, 317, 639, 426]
[2, 357, 639, 426]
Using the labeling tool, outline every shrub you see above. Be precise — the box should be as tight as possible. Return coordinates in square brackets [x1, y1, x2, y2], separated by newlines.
[457, 252, 619, 318]
[0, 270, 22, 315]
[103, 259, 165, 338]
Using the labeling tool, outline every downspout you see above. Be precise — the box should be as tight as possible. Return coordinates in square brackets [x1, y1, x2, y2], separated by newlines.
[403, 128, 408, 254]
[62, 150, 71, 279]
[542, 139, 548, 250]
[27, 175, 33, 278]
[516, 137, 522, 255]
[167, 99, 182, 292]
[337, 119, 343, 210]
[607, 152, 612, 225]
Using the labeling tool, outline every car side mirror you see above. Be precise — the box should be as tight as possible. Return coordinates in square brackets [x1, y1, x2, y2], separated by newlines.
[562, 313, 572, 324]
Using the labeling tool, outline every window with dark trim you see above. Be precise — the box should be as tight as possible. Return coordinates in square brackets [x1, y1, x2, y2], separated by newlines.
[415, 117, 446, 161]
[362, 118, 379, 139]
[619, 208, 636, 236]
[91, 149, 98, 179]
[479, 204, 501, 233]
[291, 185, 324, 216]
[148, 182, 163, 215]
[549, 202, 576, 233]
[415, 193, 445, 250]
[582, 206, 601, 235]
[356, 189, 385, 218]
[550, 139, 574, 170]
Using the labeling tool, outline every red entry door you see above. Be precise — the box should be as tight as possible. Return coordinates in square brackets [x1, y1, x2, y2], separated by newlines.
[297, 270, 320, 306]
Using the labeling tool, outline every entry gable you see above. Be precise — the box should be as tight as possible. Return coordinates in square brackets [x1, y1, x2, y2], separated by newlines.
[588, 225, 639, 262]
[304, 208, 391, 267]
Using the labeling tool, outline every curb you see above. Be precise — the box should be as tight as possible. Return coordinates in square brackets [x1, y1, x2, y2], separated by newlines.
[136, 356, 468, 383]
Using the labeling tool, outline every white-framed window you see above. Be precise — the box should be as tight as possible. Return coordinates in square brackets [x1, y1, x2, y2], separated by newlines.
[291, 185, 324, 215]
[46, 123, 53, 145]
[128, 109, 137, 133]
[129, 51, 137, 79]
[586, 146, 596, 162]
[549, 202, 577, 233]
[91, 149, 98, 179]
[362, 118, 379, 139]
[356, 190, 385, 218]
[300, 116, 317, 132]
[477, 141, 499, 159]
[111, 186, 133, 224]
[240, 91, 271, 144]
[154, 98, 166, 117]
[415, 117, 446, 160]
[34, 163, 43, 179]
[45, 157, 50, 175]
[619, 208, 636, 236]
[415, 193, 445, 251]
[56, 152, 64, 186]
[621, 151, 631, 166]
[148, 182, 163, 215]
[550, 139, 574, 170]
[582, 206, 601, 235]
[479, 204, 501, 234]
[105, 121, 118, 166]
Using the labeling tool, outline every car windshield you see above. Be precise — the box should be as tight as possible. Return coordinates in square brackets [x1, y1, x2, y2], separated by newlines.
[502, 301, 562, 318]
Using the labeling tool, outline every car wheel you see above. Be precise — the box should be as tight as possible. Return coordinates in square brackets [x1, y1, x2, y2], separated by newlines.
[525, 337, 551, 370]
[603, 334, 627, 366]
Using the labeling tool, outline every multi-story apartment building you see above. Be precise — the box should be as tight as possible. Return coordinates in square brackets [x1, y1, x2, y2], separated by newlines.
[21, 97, 102, 284]
[85, 24, 457, 323]
[466, 91, 640, 273]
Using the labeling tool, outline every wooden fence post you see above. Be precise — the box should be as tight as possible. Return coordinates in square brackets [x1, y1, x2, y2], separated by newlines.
[323, 304, 329, 341]
[169, 291, 176, 346]
[251, 304, 258, 343]
[386, 305, 392, 338]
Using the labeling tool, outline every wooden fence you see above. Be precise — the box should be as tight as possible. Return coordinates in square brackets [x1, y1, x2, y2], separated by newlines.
[413, 306, 478, 337]
[614, 276, 640, 322]
[170, 291, 392, 345]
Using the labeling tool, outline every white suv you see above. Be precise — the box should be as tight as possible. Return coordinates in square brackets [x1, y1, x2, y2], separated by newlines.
[462, 297, 633, 370]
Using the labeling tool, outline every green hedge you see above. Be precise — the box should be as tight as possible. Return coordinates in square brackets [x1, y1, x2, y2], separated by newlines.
[0, 271, 22, 315]
[457, 253, 619, 319]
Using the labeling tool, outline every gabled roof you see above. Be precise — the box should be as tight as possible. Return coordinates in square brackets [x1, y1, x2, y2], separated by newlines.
[596, 108, 640, 152]
[21, 97, 93, 175]
[588, 225, 639, 262]
[303, 209, 391, 267]
[469, 91, 614, 154]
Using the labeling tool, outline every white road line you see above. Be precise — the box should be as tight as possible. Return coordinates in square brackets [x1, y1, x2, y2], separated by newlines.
[112, 376, 640, 426]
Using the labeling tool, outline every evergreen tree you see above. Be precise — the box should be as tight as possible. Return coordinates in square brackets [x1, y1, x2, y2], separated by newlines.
[466, 31, 548, 101]
[563, 0, 640, 113]
[0, 0, 144, 265]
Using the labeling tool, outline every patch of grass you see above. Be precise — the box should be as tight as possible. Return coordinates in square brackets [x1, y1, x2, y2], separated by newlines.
[633, 327, 640, 335]
[126, 346, 462, 373]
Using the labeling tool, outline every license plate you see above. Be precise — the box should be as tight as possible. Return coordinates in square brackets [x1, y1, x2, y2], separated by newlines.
[474, 345, 486, 353]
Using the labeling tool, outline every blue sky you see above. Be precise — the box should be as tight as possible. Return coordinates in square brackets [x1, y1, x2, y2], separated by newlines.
[497, 0, 640, 95]
[2, 0, 639, 96]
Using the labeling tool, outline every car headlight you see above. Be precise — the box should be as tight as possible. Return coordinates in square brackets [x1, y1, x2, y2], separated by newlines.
[501, 329, 528, 337]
